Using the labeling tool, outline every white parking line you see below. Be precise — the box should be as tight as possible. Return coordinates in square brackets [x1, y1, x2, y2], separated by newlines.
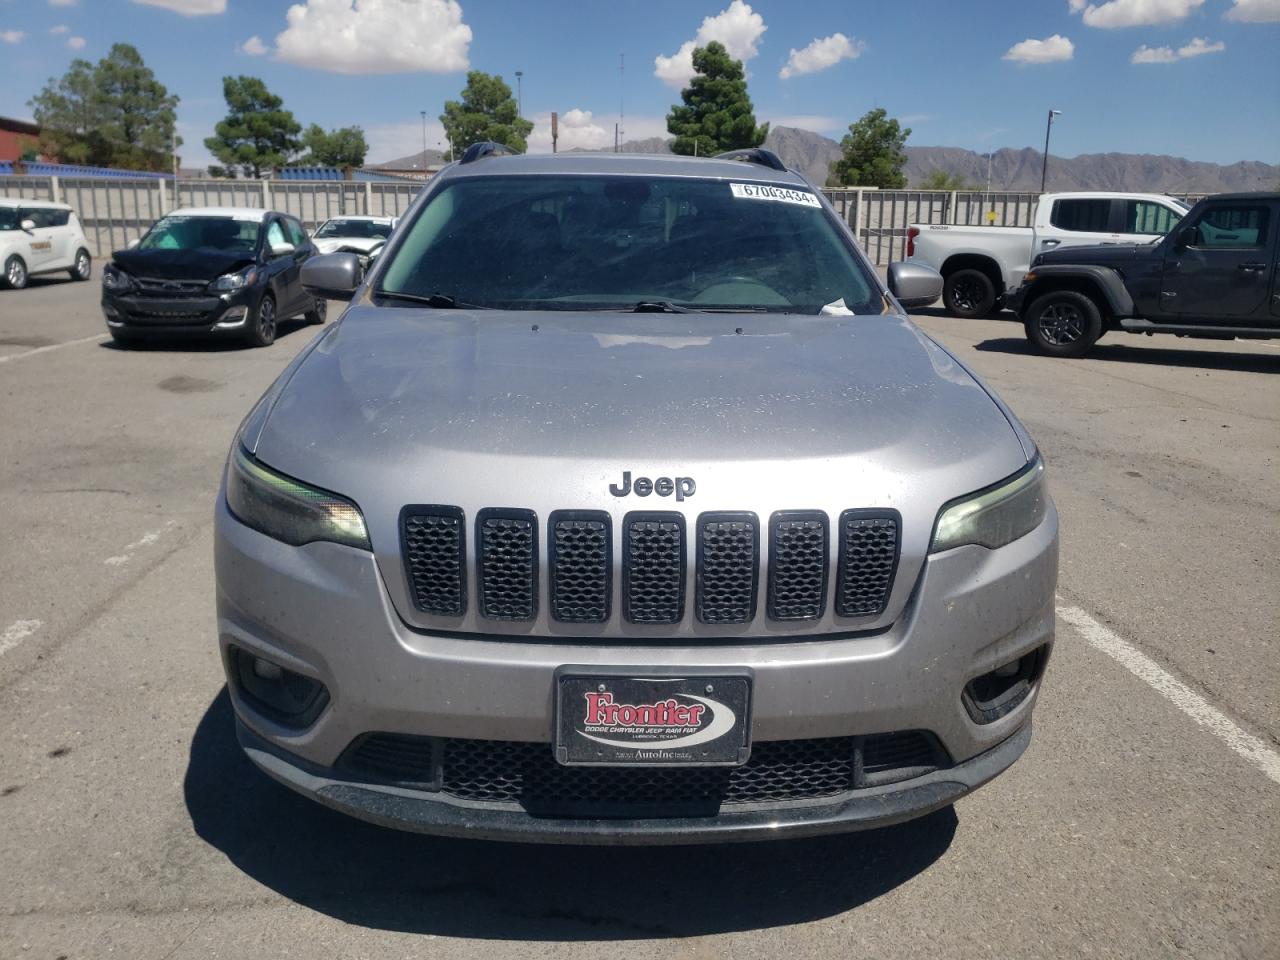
[104, 521, 174, 566]
[0, 620, 42, 657]
[1057, 601, 1280, 786]
[0, 333, 109, 365]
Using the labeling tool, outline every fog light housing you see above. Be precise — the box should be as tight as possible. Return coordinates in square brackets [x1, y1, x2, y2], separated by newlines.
[962, 645, 1048, 724]
[230, 646, 329, 727]
[214, 306, 248, 329]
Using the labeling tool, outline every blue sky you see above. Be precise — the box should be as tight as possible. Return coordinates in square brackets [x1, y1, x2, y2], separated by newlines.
[1, 0, 1277, 168]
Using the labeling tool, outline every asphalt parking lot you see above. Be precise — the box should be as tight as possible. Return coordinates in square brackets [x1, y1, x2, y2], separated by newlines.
[1, 272, 1276, 959]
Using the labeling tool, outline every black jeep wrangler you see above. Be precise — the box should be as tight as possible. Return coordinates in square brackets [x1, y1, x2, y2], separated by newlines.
[1010, 192, 1280, 357]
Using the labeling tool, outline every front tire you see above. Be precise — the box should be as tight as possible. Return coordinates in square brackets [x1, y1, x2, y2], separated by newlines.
[245, 294, 277, 347]
[943, 268, 997, 318]
[304, 298, 327, 324]
[1024, 290, 1103, 358]
[3, 255, 28, 290]
[70, 248, 92, 282]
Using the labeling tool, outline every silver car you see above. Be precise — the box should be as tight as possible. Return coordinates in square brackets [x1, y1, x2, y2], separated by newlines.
[215, 146, 1058, 843]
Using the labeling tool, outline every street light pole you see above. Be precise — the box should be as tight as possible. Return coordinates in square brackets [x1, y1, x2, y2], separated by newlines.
[515, 71, 523, 119]
[1040, 109, 1062, 193]
[420, 110, 427, 169]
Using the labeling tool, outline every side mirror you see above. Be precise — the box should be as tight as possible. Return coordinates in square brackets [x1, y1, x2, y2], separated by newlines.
[269, 241, 296, 258]
[887, 261, 944, 310]
[1174, 226, 1197, 250]
[20, 219, 36, 232]
[301, 252, 362, 301]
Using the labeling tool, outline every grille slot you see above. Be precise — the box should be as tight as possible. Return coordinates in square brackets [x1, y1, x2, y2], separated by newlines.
[477, 509, 538, 621]
[696, 512, 759, 624]
[623, 512, 686, 625]
[335, 731, 948, 815]
[835, 511, 900, 618]
[549, 511, 611, 624]
[401, 506, 466, 616]
[767, 511, 829, 621]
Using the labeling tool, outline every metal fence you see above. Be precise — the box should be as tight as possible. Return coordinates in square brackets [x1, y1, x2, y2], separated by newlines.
[0, 175, 1202, 265]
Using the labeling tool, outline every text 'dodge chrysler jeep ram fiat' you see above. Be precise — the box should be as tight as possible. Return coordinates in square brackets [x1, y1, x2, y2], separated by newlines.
[215, 146, 1059, 843]
[1012, 192, 1280, 357]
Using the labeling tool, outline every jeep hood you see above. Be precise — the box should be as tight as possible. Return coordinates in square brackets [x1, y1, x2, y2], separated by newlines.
[249, 307, 1031, 634]
[111, 246, 256, 280]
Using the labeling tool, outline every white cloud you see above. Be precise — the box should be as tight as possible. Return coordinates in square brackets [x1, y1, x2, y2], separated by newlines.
[50, 24, 70, 34]
[1224, 0, 1280, 21]
[66, 35, 86, 49]
[778, 32, 864, 79]
[132, 0, 227, 14]
[1, 30, 26, 44]
[275, 0, 471, 75]
[654, 1, 767, 89]
[1072, 0, 1204, 28]
[1003, 34, 1075, 63]
[765, 114, 840, 134]
[241, 35, 268, 55]
[526, 111, 669, 154]
[1132, 35, 1225, 61]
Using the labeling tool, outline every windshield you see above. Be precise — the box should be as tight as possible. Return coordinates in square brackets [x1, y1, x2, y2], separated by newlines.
[377, 175, 880, 313]
[137, 215, 260, 252]
[316, 218, 391, 240]
[0, 207, 20, 232]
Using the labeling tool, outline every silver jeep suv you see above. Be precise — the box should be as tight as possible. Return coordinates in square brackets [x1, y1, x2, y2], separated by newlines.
[215, 145, 1058, 843]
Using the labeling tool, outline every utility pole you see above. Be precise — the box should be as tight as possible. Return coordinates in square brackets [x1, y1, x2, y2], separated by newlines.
[171, 124, 178, 181]
[985, 152, 993, 194]
[420, 110, 427, 169]
[551, 111, 558, 153]
[618, 53, 625, 149]
[1040, 109, 1061, 193]
[515, 71, 523, 118]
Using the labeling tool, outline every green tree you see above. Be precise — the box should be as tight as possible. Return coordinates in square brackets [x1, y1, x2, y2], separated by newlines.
[300, 124, 368, 168]
[827, 108, 911, 188]
[916, 169, 973, 190]
[666, 42, 767, 156]
[440, 72, 532, 154]
[28, 44, 179, 171]
[204, 76, 301, 178]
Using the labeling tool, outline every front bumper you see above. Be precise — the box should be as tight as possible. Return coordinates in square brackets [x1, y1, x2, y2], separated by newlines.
[1005, 284, 1030, 317]
[102, 288, 257, 335]
[215, 492, 1057, 840]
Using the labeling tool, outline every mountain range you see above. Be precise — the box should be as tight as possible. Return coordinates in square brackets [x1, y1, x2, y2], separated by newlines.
[370, 126, 1278, 194]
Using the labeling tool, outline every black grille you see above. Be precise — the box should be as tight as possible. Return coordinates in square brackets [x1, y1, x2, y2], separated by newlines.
[623, 512, 686, 624]
[401, 506, 466, 616]
[339, 732, 948, 815]
[835, 511, 900, 618]
[549, 511, 611, 624]
[767, 511, 828, 621]
[696, 512, 758, 624]
[136, 277, 210, 298]
[477, 509, 537, 620]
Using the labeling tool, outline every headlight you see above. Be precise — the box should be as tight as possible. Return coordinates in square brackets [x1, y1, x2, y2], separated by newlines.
[226, 445, 370, 550]
[210, 268, 257, 293]
[102, 265, 133, 291]
[931, 456, 1047, 553]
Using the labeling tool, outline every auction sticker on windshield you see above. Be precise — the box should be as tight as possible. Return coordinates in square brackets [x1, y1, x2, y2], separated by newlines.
[729, 182, 821, 207]
[555, 671, 752, 766]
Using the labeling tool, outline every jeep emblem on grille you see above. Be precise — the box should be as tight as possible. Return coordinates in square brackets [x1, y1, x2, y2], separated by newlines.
[609, 471, 695, 501]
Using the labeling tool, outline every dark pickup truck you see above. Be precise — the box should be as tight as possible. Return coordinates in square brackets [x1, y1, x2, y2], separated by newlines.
[1009, 192, 1280, 357]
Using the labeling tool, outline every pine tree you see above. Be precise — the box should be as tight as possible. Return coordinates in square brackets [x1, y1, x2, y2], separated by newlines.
[828, 108, 911, 188]
[440, 72, 533, 154]
[666, 42, 768, 156]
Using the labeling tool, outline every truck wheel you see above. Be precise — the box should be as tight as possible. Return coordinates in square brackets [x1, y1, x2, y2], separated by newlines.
[3, 255, 28, 290]
[943, 269, 997, 318]
[1024, 291, 1103, 358]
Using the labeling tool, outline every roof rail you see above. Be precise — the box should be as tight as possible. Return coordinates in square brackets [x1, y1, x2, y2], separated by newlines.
[459, 141, 520, 164]
[713, 148, 788, 172]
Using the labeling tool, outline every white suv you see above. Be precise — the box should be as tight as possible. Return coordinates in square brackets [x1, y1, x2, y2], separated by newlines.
[1, 198, 93, 289]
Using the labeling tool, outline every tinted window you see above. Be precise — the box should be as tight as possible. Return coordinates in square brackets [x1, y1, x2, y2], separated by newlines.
[378, 175, 881, 314]
[138, 215, 260, 252]
[44, 208, 71, 227]
[0, 207, 18, 231]
[315, 218, 392, 239]
[1124, 201, 1181, 236]
[1051, 199, 1112, 232]
[19, 208, 53, 228]
[1193, 205, 1270, 248]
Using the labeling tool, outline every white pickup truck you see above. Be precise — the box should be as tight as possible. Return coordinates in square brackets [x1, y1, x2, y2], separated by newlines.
[904, 192, 1190, 317]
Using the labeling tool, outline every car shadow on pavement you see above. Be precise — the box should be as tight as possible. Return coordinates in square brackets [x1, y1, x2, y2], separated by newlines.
[973, 336, 1280, 374]
[185, 689, 957, 939]
[97, 321, 316, 353]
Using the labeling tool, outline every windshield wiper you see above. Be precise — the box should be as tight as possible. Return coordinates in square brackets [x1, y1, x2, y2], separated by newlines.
[373, 290, 488, 309]
[633, 300, 690, 313]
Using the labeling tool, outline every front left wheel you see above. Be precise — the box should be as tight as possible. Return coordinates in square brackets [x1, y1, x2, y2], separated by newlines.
[3, 255, 28, 290]
[245, 294, 277, 347]
[1024, 290, 1103, 358]
[70, 248, 92, 282]
[304, 299, 327, 324]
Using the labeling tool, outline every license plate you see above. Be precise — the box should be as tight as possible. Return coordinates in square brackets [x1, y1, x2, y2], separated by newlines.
[554, 670, 751, 766]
